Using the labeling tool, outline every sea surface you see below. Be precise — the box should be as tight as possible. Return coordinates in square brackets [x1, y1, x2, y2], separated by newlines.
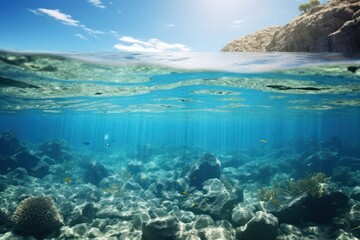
[1, 50, 360, 149]
[0, 50, 360, 239]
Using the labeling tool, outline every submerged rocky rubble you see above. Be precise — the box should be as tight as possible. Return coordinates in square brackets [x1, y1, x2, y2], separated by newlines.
[0, 131, 360, 239]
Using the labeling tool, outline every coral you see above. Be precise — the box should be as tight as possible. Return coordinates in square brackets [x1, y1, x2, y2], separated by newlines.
[292, 172, 329, 197]
[258, 187, 281, 202]
[11, 196, 63, 236]
[258, 172, 329, 202]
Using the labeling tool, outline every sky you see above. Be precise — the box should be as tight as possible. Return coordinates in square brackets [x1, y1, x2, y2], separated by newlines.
[0, 0, 328, 52]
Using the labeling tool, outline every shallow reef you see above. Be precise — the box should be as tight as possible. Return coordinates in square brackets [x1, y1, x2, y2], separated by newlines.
[0, 131, 360, 239]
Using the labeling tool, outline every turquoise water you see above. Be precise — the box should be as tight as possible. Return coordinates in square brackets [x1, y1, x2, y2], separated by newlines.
[0, 50, 359, 151]
[1, 50, 360, 239]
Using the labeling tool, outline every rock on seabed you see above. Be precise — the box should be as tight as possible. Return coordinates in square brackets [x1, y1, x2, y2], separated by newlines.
[188, 153, 221, 190]
[142, 216, 178, 240]
[236, 211, 278, 240]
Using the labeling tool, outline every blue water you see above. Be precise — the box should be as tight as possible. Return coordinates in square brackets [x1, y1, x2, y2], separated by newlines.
[0, 50, 360, 152]
[1, 50, 360, 239]
[1, 113, 359, 153]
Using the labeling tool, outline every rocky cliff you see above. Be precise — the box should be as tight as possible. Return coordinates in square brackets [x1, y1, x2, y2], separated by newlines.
[222, 0, 360, 52]
[221, 26, 282, 52]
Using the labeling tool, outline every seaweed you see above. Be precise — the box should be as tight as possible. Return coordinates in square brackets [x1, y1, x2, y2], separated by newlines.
[291, 172, 329, 197]
[258, 187, 281, 202]
[258, 172, 330, 202]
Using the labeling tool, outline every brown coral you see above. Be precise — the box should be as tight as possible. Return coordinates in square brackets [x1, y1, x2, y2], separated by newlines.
[11, 196, 63, 236]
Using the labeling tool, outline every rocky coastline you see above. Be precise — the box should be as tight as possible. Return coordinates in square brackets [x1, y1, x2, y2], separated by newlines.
[222, 0, 360, 52]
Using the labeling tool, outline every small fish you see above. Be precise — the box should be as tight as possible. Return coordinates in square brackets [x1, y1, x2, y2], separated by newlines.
[83, 141, 91, 145]
[191, 203, 198, 208]
[64, 177, 72, 184]
[259, 139, 268, 143]
[181, 191, 189, 196]
[105, 143, 111, 147]
[104, 133, 109, 140]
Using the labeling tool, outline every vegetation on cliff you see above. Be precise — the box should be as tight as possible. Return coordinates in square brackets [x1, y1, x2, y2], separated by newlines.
[299, 0, 320, 13]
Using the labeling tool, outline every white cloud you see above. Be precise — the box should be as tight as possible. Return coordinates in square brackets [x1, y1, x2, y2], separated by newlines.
[83, 27, 104, 36]
[110, 30, 119, 38]
[75, 33, 87, 40]
[88, 0, 106, 8]
[32, 8, 80, 26]
[114, 36, 191, 53]
[230, 20, 245, 28]
[167, 24, 176, 28]
[28, 9, 40, 15]
[30, 8, 103, 37]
